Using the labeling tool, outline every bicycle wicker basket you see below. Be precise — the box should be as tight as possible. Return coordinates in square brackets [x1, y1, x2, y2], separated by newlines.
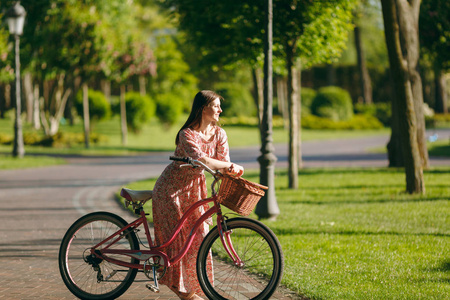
[217, 175, 268, 216]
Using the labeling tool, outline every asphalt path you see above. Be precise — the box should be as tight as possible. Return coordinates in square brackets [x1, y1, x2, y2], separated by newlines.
[233, 128, 450, 169]
[0, 129, 449, 299]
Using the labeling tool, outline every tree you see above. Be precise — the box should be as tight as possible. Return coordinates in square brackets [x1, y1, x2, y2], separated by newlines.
[274, 0, 355, 188]
[419, 0, 449, 114]
[159, 0, 355, 190]
[110, 40, 157, 145]
[0, 25, 13, 119]
[353, 0, 373, 104]
[382, 0, 429, 170]
[381, 0, 425, 194]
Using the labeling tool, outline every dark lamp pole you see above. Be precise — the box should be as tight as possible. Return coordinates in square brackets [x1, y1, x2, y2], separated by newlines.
[255, 0, 280, 220]
[6, 2, 26, 158]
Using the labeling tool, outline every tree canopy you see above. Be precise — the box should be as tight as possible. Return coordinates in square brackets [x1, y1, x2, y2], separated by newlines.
[419, 0, 450, 71]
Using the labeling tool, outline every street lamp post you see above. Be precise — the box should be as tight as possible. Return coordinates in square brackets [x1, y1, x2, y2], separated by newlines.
[6, 1, 26, 158]
[255, 0, 280, 220]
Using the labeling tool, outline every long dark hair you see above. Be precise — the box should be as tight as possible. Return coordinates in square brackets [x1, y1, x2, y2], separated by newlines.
[175, 90, 223, 145]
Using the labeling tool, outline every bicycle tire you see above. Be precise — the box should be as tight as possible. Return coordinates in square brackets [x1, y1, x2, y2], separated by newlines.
[59, 212, 139, 300]
[197, 217, 284, 300]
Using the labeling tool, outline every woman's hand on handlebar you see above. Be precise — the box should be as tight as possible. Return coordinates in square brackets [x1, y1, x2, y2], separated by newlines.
[225, 163, 244, 177]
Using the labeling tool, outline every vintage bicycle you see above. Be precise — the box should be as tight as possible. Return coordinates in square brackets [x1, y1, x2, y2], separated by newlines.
[59, 156, 284, 300]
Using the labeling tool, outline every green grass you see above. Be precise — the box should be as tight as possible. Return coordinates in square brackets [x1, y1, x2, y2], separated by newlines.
[120, 167, 450, 300]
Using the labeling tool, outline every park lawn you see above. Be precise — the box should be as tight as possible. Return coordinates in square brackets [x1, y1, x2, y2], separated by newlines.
[120, 167, 450, 300]
[0, 154, 66, 170]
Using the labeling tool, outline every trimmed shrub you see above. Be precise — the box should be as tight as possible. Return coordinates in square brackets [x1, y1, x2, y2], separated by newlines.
[124, 92, 156, 133]
[23, 132, 42, 145]
[300, 87, 317, 115]
[311, 86, 354, 121]
[75, 89, 111, 123]
[354, 103, 391, 126]
[29, 132, 107, 147]
[215, 82, 256, 117]
[220, 115, 285, 128]
[155, 93, 183, 127]
[0, 133, 12, 145]
[301, 114, 383, 130]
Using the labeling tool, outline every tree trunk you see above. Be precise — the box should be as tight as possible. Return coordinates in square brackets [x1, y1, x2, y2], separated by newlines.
[286, 45, 298, 189]
[101, 79, 111, 103]
[381, 0, 425, 194]
[387, 81, 404, 167]
[326, 63, 336, 86]
[49, 76, 71, 136]
[251, 67, 264, 127]
[23, 72, 34, 123]
[434, 67, 448, 114]
[354, 25, 373, 104]
[0, 84, 6, 119]
[3, 83, 12, 117]
[38, 75, 72, 136]
[68, 76, 82, 126]
[33, 83, 40, 130]
[139, 75, 146, 96]
[82, 82, 90, 148]
[120, 84, 128, 145]
[297, 64, 303, 169]
[396, 0, 429, 169]
[276, 78, 289, 129]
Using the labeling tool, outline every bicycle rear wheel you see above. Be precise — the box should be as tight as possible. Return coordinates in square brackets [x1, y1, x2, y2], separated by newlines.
[59, 212, 139, 300]
[197, 218, 284, 300]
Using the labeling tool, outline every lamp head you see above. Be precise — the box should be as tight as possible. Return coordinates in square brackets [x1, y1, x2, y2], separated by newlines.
[6, 2, 26, 36]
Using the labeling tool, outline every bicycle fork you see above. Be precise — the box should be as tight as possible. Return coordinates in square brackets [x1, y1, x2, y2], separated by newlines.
[218, 217, 244, 267]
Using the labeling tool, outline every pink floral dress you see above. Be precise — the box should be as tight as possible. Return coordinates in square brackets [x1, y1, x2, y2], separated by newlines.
[152, 126, 230, 295]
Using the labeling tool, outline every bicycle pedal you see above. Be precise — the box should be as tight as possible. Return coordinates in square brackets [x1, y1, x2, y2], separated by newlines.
[146, 284, 160, 293]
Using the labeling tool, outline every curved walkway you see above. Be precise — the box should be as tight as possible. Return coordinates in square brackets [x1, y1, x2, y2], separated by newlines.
[0, 130, 448, 299]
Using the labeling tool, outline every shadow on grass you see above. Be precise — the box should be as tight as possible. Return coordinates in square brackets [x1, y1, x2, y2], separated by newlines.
[272, 228, 450, 238]
[434, 260, 450, 273]
[275, 167, 450, 177]
[278, 184, 404, 191]
[420, 259, 450, 284]
[429, 144, 450, 157]
[282, 196, 449, 206]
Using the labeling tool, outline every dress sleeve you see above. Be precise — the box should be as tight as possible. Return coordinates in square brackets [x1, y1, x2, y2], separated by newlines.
[216, 127, 230, 162]
[178, 129, 207, 160]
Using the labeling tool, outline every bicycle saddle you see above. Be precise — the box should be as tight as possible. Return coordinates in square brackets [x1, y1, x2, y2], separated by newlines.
[121, 188, 153, 203]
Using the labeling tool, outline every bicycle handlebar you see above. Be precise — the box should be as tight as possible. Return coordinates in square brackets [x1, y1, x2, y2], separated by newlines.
[169, 156, 220, 177]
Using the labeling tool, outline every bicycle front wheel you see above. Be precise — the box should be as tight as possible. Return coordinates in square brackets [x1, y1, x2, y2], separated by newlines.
[58, 212, 139, 300]
[197, 218, 284, 300]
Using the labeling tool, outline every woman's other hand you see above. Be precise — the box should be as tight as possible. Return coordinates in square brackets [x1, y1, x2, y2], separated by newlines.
[226, 163, 244, 177]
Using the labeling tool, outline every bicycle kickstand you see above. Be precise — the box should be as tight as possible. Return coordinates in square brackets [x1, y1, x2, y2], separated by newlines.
[145, 266, 160, 293]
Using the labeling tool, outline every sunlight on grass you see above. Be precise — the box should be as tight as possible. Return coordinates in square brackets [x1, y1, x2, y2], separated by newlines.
[118, 167, 450, 300]
[0, 154, 66, 170]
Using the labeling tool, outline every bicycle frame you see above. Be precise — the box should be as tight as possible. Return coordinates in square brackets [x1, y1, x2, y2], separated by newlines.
[89, 193, 243, 272]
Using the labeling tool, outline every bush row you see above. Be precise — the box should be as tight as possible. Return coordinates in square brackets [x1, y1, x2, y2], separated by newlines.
[220, 114, 383, 130]
[77, 89, 180, 133]
[0, 132, 107, 147]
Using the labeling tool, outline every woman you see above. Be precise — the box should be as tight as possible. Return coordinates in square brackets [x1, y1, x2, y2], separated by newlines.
[152, 90, 244, 300]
